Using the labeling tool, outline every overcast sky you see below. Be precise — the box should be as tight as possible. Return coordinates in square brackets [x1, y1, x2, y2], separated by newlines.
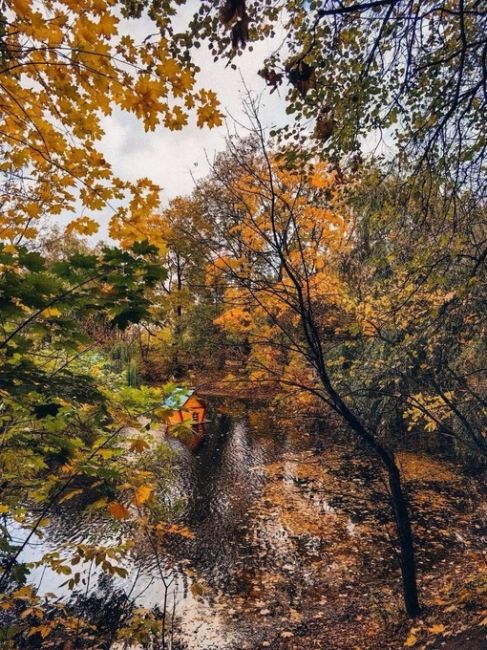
[58, 7, 390, 243]
[96, 8, 288, 230]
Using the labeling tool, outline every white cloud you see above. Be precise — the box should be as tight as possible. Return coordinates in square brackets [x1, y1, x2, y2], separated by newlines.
[98, 10, 289, 207]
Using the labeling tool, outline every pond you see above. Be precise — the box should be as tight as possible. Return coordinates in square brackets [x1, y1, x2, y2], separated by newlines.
[14, 399, 330, 648]
[9, 398, 485, 649]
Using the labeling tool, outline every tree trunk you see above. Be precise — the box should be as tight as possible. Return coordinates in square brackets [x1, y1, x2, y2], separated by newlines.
[346, 416, 421, 616]
[386, 458, 421, 617]
[316, 380, 421, 616]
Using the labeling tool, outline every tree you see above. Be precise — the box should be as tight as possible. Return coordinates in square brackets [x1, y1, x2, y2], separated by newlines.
[0, 7, 231, 637]
[135, 195, 228, 380]
[0, 236, 196, 645]
[0, 238, 166, 518]
[188, 1, 486, 195]
[341, 167, 487, 458]
[190, 121, 421, 616]
[0, 0, 223, 248]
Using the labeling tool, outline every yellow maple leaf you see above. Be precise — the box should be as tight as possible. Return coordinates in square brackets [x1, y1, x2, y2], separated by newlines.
[107, 501, 130, 520]
[134, 485, 153, 507]
[97, 13, 118, 38]
[11, 0, 31, 18]
[404, 634, 417, 647]
[66, 216, 99, 236]
[196, 90, 223, 128]
[197, 103, 224, 129]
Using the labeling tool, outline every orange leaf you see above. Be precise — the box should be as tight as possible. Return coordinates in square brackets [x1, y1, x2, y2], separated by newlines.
[129, 438, 150, 453]
[134, 485, 152, 506]
[108, 501, 130, 520]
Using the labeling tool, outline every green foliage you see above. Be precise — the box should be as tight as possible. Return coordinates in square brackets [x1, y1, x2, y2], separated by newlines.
[126, 358, 141, 387]
[0, 236, 185, 647]
[114, 384, 165, 417]
[338, 171, 487, 458]
[0, 241, 165, 414]
[183, 1, 486, 194]
[137, 195, 229, 381]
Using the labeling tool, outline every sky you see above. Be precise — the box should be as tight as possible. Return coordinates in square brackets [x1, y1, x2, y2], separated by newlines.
[44, 3, 392, 244]
[97, 7, 288, 219]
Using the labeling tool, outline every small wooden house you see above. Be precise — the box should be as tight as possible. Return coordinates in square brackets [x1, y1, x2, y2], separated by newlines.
[163, 388, 206, 429]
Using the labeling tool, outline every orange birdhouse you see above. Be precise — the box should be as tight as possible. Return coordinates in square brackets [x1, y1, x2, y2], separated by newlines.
[163, 388, 206, 429]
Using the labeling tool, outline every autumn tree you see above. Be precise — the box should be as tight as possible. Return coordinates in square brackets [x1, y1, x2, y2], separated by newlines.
[0, 240, 160, 555]
[189, 124, 421, 616]
[152, 196, 226, 378]
[341, 168, 487, 458]
[187, 0, 486, 197]
[0, 234, 201, 645]
[0, 3, 229, 642]
[0, 0, 223, 248]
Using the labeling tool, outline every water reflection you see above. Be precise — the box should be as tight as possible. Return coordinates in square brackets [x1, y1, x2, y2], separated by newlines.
[14, 400, 310, 648]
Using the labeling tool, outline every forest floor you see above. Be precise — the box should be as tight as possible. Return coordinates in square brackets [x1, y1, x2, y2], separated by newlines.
[184, 439, 486, 649]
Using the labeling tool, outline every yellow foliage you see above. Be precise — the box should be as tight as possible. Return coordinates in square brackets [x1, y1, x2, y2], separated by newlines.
[196, 90, 224, 128]
[214, 307, 253, 335]
[428, 624, 445, 634]
[42, 307, 61, 318]
[134, 485, 153, 507]
[1, 0, 222, 245]
[129, 438, 151, 453]
[65, 216, 99, 236]
[210, 155, 352, 390]
[109, 181, 167, 250]
[404, 633, 417, 646]
[404, 392, 456, 433]
[309, 162, 337, 189]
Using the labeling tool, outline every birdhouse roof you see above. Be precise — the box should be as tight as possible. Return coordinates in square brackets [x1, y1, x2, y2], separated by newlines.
[162, 387, 195, 410]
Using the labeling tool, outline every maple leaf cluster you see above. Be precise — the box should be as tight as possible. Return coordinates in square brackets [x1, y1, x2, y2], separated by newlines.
[0, 0, 223, 249]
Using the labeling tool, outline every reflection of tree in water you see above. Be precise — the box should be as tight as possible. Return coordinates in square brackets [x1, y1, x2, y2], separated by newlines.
[15, 571, 177, 649]
[68, 574, 134, 649]
[8, 407, 309, 648]
[169, 409, 293, 595]
[21, 406, 297, 604]
[6, 574, 131, 649]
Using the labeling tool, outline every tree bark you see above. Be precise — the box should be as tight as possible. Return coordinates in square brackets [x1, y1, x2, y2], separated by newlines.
[338, 408, 421, 616]
[386, 458, 421, 617]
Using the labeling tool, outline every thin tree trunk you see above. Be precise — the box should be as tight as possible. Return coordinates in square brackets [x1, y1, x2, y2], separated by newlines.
[316, 377, 421, 616]
[339, 409, 421, 617]
[386, 459, 421, 617]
